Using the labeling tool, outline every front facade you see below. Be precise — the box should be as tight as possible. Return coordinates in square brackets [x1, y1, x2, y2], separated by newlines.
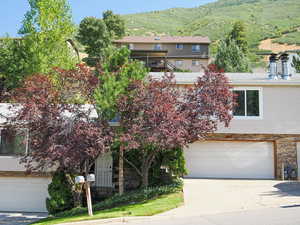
[0, 114, 51, 212]
[114, 36, 210, 72]
[151, 72, 300, 180]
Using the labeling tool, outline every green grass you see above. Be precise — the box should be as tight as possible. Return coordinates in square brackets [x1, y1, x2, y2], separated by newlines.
[32, 192, 183, 225]
[122, 0, 300, 47]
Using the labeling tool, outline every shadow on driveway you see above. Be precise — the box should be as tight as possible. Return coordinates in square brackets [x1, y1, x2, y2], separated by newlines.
[262, 181, 300, 197]
[0, 212, 47, 225]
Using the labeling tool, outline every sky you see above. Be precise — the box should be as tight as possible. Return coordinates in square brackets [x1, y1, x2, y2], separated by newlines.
[1, 0, 216, 37]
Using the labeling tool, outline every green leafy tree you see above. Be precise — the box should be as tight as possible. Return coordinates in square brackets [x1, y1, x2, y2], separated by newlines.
[226, 21, 249, 54]
[94, 46, 148, 120]
[76, 17, 111, 64]
[19, 0, 77, 75]
[0, 38, 28, 94]
[103, 10, 126, 39]
[215, 39, 251, 72]
[46, 171, 74, 215]
[76, 10, 126, 65]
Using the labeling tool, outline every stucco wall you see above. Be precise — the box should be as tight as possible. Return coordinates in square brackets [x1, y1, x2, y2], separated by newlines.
[218, 86, 300, 134]
[0, 157, 27, 171]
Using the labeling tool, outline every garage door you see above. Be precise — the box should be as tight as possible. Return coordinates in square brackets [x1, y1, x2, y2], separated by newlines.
[185, 141, 274, 179]
[0, 177, 51, 212]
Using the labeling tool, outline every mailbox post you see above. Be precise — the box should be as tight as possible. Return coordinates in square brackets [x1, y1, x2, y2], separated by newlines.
[75, 174, 95, 217]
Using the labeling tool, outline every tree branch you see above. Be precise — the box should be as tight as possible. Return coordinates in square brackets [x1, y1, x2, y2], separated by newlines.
[123, 156, 143, 177]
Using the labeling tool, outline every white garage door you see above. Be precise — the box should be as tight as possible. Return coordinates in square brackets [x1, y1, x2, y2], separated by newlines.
[185, 141, 274, 179]
[0, 177, 51, 212]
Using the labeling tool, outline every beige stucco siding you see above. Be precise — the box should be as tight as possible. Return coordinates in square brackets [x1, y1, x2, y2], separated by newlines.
[218, 86, 300, 134]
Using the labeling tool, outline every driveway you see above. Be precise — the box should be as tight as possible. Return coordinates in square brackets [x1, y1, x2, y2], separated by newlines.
[160, 179, 300, 217]
[0, 212, 47, 225]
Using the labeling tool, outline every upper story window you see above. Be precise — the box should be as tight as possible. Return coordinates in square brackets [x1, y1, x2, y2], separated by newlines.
[0, 128, 28, 156]
[233, 87, 263, 119]
[192, 60, 200, 66]
[192, 44, 201, 52]
[128, 43, 134, 50]
[176, 44, 184, 50]
[154, 44, 162, 50]
[175, 60, 183, 67]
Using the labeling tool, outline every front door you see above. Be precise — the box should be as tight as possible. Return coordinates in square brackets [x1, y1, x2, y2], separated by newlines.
[95, 152, 113, 187]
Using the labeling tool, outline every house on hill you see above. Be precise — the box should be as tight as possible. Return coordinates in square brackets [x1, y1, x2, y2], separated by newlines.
[114, 36, 211, 72]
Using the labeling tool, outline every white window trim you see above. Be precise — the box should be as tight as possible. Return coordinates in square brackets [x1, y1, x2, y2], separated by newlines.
[0, 127, 29, 158]
[176, 44, 183, 50]
[129, 43, 134, 50]
[233, 87, 263, 120]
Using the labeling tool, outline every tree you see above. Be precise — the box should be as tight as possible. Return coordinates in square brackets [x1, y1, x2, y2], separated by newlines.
[8, 64, 112, 205]
[116, 65, 234, 187]
[76, 17, 111, 63]
[103, 10, 126, 39]
[214, 39, 251, 72]
[0, 38, 28, 96]
[19, 0, 77, 75]
[76, 10, 126, 65]
[292, 53, 300, 73]
[226, 21, 248, 54]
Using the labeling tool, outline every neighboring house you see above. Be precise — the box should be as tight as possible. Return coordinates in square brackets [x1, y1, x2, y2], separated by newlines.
[114, 36, 211, 72]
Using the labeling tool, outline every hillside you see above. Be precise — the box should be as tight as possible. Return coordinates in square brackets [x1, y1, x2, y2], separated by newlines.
[123, 0, 300, 49]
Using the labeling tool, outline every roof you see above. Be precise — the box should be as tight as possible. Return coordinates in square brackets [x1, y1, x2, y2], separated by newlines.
[150, 72, 300, 86]
[114, 36, 211, 44]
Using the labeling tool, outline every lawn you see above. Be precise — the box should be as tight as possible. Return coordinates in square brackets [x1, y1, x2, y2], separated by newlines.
[32, 192, 183, 225]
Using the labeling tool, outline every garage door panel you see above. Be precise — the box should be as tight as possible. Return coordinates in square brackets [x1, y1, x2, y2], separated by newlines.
[0, 177, 51, 212]
[185, 141, 274, 179]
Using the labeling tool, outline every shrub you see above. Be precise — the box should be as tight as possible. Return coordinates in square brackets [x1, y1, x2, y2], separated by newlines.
[46, 171, 74, 215]
[54, 179, 183, 218]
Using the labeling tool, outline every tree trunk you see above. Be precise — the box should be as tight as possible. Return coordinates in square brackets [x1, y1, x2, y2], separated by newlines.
[119, 148, 124, 195]
[141, 168, 149, 187]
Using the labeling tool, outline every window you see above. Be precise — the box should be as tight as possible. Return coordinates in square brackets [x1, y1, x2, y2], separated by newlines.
[192, 45, 201, 52]
[153, 44, 162, 50]
[192, 60, 200, 66]
[233, 88, 262, 118]
[128, 43, 134, 50]
[176, 44, 183, 50]
[0, 128, 28, 156]
[175, 60, 183, 67]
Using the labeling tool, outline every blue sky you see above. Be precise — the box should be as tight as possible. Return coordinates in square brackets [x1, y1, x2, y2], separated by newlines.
[1, 0, 216, 37]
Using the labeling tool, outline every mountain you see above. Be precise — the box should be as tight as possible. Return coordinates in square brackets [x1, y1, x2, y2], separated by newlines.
[122, 0, 300, 49]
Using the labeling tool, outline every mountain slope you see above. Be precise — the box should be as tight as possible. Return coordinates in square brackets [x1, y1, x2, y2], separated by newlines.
[122, 0, 300, 48]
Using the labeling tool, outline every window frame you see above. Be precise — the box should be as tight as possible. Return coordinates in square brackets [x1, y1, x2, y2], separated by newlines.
[192, 44, 201, 52]
[192, 60, 200, 66]
[233, 87, 263, 120]
[176, 44, 184, 50]
[175, 60, 183, 67]
[0, 127, 29, 157]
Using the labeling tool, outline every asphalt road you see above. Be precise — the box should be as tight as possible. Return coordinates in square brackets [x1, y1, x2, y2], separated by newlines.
[106, 206, 300, 225]
[0, 212, 47, 225]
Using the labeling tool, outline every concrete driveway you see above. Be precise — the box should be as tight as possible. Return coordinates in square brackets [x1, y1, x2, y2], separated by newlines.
[0, 212, 47, 225]
[160, 179, 300, 217]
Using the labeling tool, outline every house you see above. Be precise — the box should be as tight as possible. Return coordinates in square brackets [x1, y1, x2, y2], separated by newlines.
[151, 54, 300, 180]
[1, 54, 300, 213]
[114, 36, 211, 72]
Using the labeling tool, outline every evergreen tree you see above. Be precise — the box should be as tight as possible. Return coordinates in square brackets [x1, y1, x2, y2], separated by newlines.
[226, 21, 249, 55]
[46, 171, 73, 215]
[214, 39, 251, 72]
